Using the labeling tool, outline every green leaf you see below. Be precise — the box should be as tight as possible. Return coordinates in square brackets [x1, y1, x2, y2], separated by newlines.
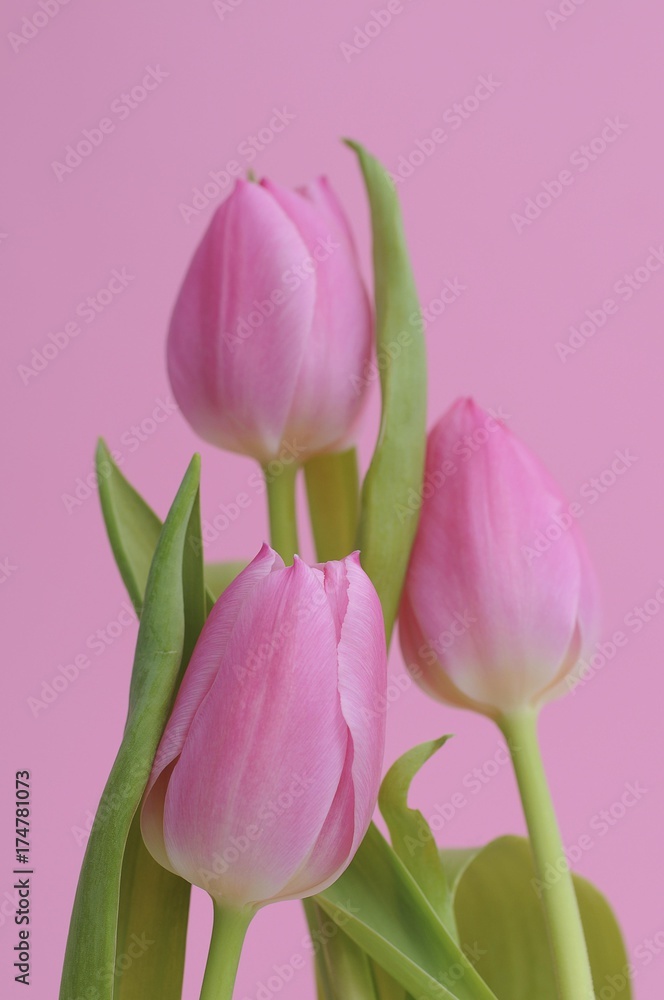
[347, 140, 427, 642]
[204, 560, 247, 601]
[304, 898, 380, 1000]
[371, 963, 411, 1000]
[451, 836, 632, 999]
[97, 440, 162, 615]
[316, 824, 498, 1000]
[304, 448, 360, 561]
[379, 737, 457, 934]
[60, 455, 206, 1000]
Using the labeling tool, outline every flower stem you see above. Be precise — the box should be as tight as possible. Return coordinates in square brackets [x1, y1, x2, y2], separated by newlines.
[199, 902, 253, 1000]
[264, 461, 299, 564]
[499, 710, 595, 1000]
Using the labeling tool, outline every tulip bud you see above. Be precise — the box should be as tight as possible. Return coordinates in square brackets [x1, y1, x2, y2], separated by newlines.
[141, 544, 386, 908]
[167, 177, 372, 465]
[399, 399, 600, 717]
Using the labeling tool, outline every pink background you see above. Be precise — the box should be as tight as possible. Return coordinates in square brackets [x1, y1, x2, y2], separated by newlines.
[2, 0, 663, 997]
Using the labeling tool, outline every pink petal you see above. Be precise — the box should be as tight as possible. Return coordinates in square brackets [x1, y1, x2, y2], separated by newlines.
[167, 180, 316, 463]
[334, 553, 387, 852]
[260, 178, 372, 454]
[405, 399, 583, 713]
[161, 558, 349, 906]
[141, 545, 281, 860]
[274, 553, 387, 899]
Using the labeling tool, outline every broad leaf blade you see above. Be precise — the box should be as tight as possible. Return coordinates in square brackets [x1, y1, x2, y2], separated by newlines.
[317, 824, 498, 1000]
[60, 456, 204, 1000]
[452, 836, 632, 999]
[304, 448, 360, 561]
[348, 140, 427, 642]
[379, 737, 457, 933]
[304, 898, 379, 1000]
[204, 560, 247, 601]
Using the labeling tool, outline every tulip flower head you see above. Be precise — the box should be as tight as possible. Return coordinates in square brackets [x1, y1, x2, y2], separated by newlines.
[167, 177, 373, 465]
[141, 544, 386, 909]
[400, 399, 600, 717]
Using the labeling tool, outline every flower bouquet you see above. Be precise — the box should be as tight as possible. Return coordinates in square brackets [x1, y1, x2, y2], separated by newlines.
[60, 142, 630, 1000]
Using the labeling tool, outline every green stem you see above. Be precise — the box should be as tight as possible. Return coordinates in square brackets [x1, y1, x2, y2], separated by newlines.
[199, 903, 253, 1000]
[263, 461, 299, 564]
[499, 710, 595, 1000]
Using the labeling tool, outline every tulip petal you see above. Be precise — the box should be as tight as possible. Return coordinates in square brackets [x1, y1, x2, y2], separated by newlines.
[261, 178, 372, 453]
[275, 738, 356, 901]
[167, 181, 316, 462]
[141, 545, 281, 857]
[298, 176, 358, 249]
[274, 553, 387, 899]
[405, 399, 583, 714]
[161, 558, 349, 906]
[334, 554, 387, 850]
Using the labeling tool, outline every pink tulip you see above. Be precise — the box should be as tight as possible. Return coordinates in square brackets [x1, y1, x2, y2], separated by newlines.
[167, 177, 372, 465]
[141, 544, 386, 908]
[400, 399, 600, 717]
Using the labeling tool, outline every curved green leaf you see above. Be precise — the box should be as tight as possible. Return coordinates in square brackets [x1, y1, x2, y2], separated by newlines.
[379, 737, 457, 933]
[60, 455, 205, 1000]
[97, 440, 162, 615]
[348, 140, 427, 642]
[452, 836, 632, 999]
[317, 824, 498, 1000]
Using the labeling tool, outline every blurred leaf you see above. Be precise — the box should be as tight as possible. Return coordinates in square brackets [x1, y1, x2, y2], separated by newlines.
[317, 824, 498, 1000]
[204, 560, 247, 601]
[348, 140, 427, 642]
[60, 454, 206, 1000]
[304, 448, 360, 561]
[452, 836, 632, 999]
[379, 737, 457, 934]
